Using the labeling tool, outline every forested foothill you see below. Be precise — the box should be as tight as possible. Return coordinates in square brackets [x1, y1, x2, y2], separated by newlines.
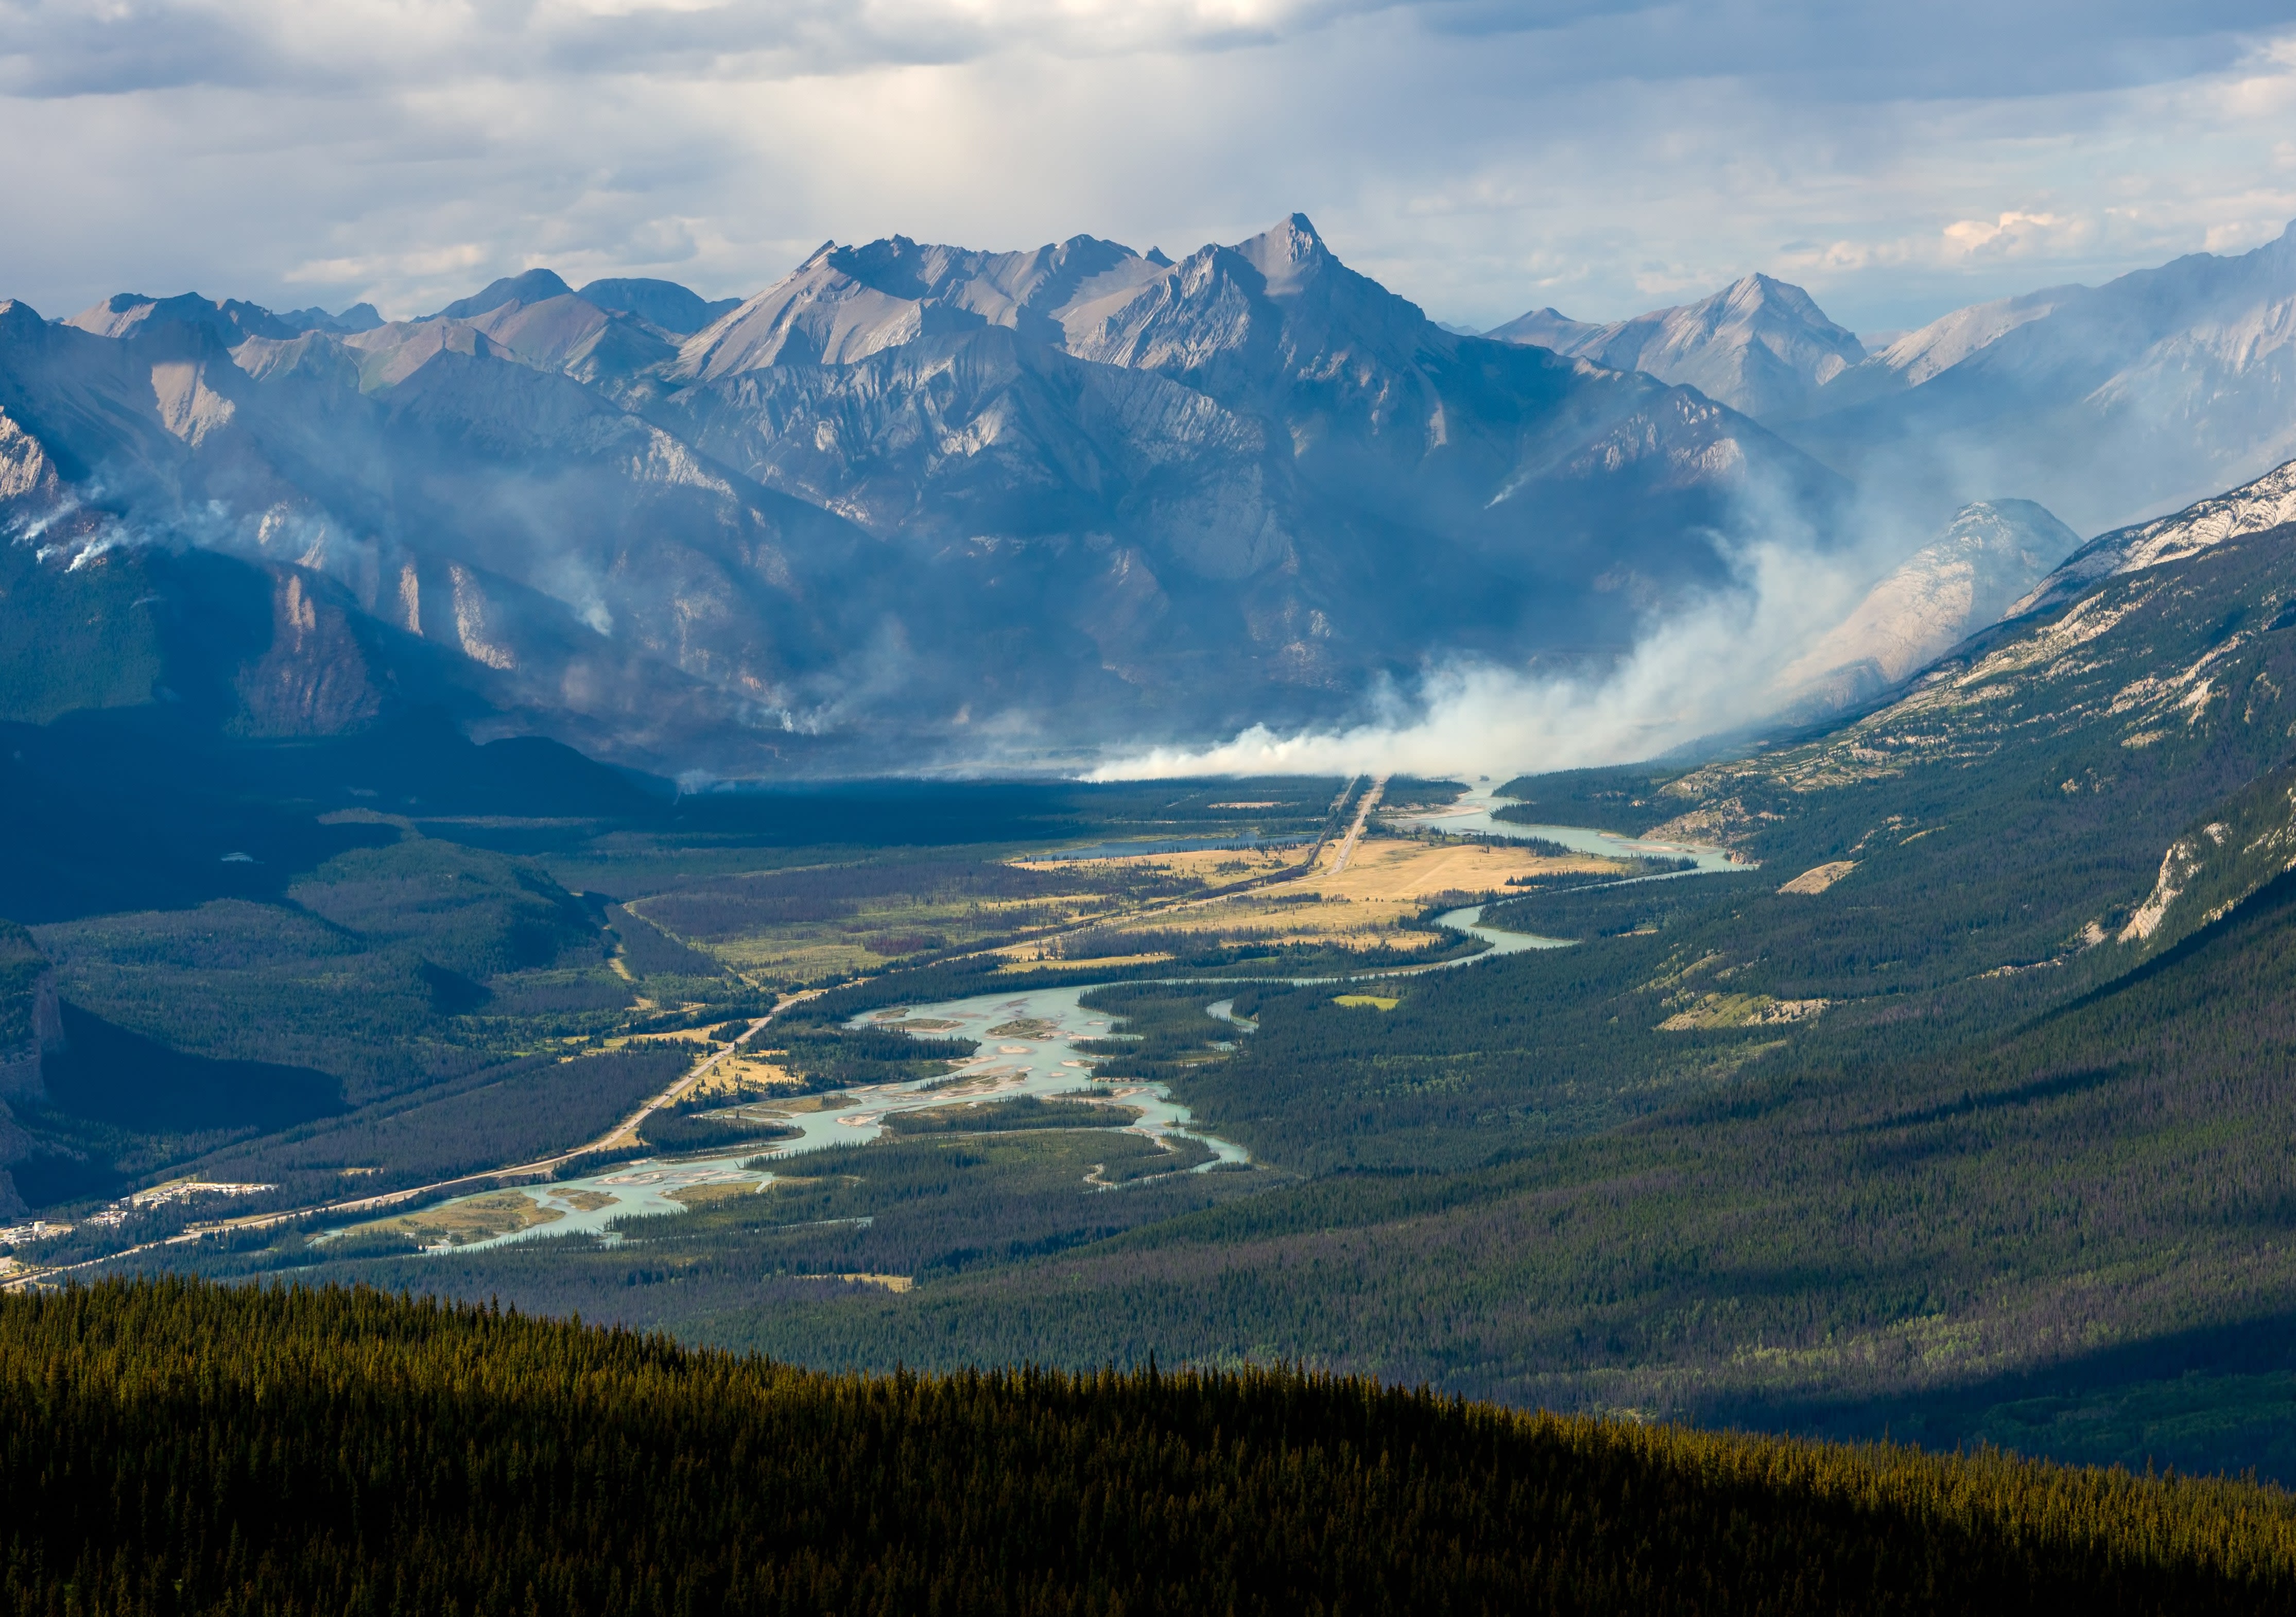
[4, 1280, 2294, 1615]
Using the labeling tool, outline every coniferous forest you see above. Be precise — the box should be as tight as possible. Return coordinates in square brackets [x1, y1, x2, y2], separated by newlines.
[5, 1278, 2296, 1616]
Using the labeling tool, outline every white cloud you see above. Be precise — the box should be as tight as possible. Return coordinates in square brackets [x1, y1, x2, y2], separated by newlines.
[2, 2, 2293, 333]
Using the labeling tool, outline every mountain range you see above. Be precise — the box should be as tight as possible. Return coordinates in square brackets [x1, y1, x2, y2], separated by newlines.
[0, 217, 1840, 772]
[7, 214, 2296, 772]
[1495, 222, 2296, 537]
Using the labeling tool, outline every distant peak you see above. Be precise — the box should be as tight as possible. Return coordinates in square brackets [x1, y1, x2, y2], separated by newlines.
[431, 268, 575, 322]
[574, 278, 739, 335]
[1722, 271, 1799, 303]
[1285, 212, 1321, 240]
[1145, 246, 1173, 268]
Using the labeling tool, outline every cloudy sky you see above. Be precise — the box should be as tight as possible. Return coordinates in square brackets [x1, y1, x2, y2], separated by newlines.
[4, 0, 2294, 337]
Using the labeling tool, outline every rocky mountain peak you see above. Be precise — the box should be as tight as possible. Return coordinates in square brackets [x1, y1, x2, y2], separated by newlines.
[0, 213, 1850, 773]
[1237, 214, 1330, 290]
[1483, 307, 1601, 351]
[574, 279, 739, 337]
[64, 293, 307, 346]
[1485, 272, 1861, 420]
[1786, 218, 2296, 533]
[276, 303, 384, 335]
[670, 230, 1171, 381]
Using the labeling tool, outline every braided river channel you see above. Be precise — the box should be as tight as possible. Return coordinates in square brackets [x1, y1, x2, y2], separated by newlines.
[389, 806, 1743, 1255]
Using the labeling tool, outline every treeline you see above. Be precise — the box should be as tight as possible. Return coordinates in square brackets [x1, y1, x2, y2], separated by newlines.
[602, 903, 727, 979]
[0, 919, 45, 1047]
[1484, 869, 1757, 939]
[1504, 855, 1697, 887]
[879, 1095, 1135, 1137]
[636, 1109, 799, 1153]
[2, 1279, 2293, 1615]
[764, 1025, 979, 1091]
[1492, 768, 1676, 834]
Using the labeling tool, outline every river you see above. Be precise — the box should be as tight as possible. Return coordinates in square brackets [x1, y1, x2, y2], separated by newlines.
[368, 803, 1738, 1255]
[1393, 780, 1747, 875]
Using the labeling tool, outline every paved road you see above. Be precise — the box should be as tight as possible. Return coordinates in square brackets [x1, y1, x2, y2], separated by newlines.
[1328, 775, 1390, 874]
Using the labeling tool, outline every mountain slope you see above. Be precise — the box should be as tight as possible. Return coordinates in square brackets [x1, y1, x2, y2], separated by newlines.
[1780, 497, 2079, 708]
[647, 215, 1849, 719]
[9, 1280, 2293, 1616]
[1783, 223, 2296, 530]
[0, 293, 976, 769]
[683, 460, 2296, 1447]
[2013, 456, 2296, 616]
[575, 277, 740, 335]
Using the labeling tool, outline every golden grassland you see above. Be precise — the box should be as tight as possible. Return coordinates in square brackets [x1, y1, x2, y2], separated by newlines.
[683, 1055, 804, 1098]
[704, 890, 1132, 981]
[1013, 848, 1301, 880]
[1013, 836, 1631, 959]
[996, 951, 1176, 974]
[651, 836, 1629, 983]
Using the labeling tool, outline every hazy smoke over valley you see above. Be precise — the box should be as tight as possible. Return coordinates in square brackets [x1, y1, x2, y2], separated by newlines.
[1090, 528, 1872, 782]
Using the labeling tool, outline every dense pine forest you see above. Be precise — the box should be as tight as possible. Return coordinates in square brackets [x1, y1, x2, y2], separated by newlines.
[5, 1278, 2296, 1615]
